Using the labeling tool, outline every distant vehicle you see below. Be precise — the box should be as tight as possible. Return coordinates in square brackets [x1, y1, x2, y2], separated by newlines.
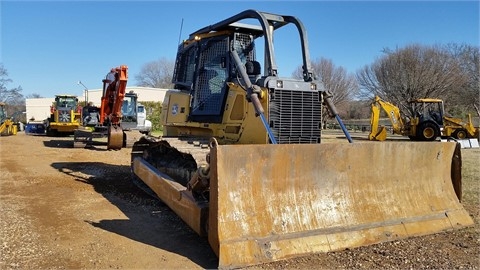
[25, 122, 46, 135]
[45, 95, 82, 136]
[74, 66, 149, 149]
[0, 102, 18, 136]
[369, 95, 479, 141]
[133, 103, 152, 135]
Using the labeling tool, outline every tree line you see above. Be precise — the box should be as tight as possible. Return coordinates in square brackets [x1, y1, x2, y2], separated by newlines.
[1, 43, 478, 125]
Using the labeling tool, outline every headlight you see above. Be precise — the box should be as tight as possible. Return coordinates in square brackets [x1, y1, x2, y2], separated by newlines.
[276, 80, 283, 88]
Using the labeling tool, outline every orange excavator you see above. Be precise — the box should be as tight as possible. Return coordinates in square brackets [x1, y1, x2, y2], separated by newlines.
[100, 66, 128, 149]
[74, 65, 133, 150]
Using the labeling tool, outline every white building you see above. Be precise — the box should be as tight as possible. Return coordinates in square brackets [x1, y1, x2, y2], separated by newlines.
[26, 97, 55, 122]
[26, 87, 168, 122]
[80, 86, 168, 107]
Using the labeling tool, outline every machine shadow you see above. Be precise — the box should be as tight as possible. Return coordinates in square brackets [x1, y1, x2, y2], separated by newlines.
[44, 139, 109, 151]
[43, 139, 75, 148]
[50, 161, 218, 269]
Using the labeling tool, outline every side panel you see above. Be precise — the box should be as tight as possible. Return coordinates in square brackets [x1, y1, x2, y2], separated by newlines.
[163, 91, 191, 125]
[208, 142, 473, 269]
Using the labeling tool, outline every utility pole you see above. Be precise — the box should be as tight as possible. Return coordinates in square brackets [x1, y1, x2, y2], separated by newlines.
[77, 81, 89, 104]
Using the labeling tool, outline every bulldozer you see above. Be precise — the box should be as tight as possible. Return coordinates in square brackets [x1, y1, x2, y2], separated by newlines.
[0, 102, 18, 136]
[45, 94, 82, 136]
[131, 10, 473, 269]
[369, 95, 479, 141]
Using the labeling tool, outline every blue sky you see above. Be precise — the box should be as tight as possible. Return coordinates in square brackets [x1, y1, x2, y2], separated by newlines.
[1, 1, 478, 98]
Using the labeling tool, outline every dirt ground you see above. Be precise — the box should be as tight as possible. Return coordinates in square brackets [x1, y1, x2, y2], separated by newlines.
[1, 132, 479, 269]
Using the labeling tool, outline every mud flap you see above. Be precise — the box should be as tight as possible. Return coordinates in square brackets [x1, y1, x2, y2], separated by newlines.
[208, 142, 473, 269]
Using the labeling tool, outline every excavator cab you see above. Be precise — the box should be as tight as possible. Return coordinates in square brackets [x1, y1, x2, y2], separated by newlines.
[120, 91, 138, 130]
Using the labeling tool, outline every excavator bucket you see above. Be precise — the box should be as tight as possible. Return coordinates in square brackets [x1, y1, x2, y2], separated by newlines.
[208, 141, 473, 269]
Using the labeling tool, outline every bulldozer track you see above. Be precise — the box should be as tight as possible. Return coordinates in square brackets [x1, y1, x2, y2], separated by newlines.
[131, 135, 211, 187]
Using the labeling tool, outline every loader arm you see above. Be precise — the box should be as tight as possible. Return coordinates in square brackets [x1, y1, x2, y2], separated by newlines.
[369, 96, 406, 140]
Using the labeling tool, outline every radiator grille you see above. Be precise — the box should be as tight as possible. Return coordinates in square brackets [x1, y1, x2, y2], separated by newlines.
[58, 109, 71, 123]
[269, 89, 322, 144]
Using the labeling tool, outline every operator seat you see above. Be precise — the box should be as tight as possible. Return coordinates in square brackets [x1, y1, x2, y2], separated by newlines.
[246, 61, 261, 83]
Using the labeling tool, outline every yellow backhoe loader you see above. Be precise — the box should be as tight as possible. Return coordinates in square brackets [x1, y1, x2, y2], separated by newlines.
[443, 113, 479, 140]
[369, 95, 479, 141]
[131, 10, 473, 269]
[0, 102, 18, 136]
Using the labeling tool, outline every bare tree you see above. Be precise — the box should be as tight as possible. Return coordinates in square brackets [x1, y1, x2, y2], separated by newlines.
[444, 43, 480, 117]
[135, 58, 175, 88]
[356, 44, 466, 117]
[293, 57, 359, 124]
[0, 63, 24, 105]
[26, 93, 43, 99]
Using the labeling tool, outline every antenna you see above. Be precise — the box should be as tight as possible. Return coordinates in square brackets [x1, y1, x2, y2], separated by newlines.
[178, 18, 184, 45]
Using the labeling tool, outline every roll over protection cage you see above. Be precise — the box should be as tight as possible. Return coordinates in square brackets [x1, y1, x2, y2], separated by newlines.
[189, 9, 314, 82]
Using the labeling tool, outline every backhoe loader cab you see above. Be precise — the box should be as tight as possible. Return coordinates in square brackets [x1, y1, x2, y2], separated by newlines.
[131, 10, 473, 269]
[408, 98, 445, 140]
[411, 98, 444, 124]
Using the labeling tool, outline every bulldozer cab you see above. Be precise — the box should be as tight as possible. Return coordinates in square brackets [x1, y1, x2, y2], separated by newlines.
[169, 10, 320, 143]
[173, 25, 262, 123]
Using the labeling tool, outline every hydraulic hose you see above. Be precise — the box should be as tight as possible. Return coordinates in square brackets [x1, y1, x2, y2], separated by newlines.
[323, 91, 353, 143]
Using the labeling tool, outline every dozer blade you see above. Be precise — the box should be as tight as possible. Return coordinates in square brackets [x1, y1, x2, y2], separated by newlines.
[208, 141, 473, 269]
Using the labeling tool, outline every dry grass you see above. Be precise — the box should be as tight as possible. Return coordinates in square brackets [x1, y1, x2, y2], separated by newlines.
[461, 148, 480, 223]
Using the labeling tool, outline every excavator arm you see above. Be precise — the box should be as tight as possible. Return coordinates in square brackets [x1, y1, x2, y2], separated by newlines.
[99, 66, 128, 125]
[99, 65, 129, 149]
[369, 96, 406, 141]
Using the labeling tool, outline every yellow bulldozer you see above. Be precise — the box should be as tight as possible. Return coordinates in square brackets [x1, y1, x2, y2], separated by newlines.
[369, 95, 479, 141]
[131, 10, 473, 269]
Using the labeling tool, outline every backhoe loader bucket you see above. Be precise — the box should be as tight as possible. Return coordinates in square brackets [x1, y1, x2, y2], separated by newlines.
[208, 141, 473, 269]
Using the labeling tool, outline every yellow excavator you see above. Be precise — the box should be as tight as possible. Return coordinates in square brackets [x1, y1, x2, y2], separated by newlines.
[0, 102, 18, 136]
[131, 10, 473, 269]
[369, 95, 479, 141]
